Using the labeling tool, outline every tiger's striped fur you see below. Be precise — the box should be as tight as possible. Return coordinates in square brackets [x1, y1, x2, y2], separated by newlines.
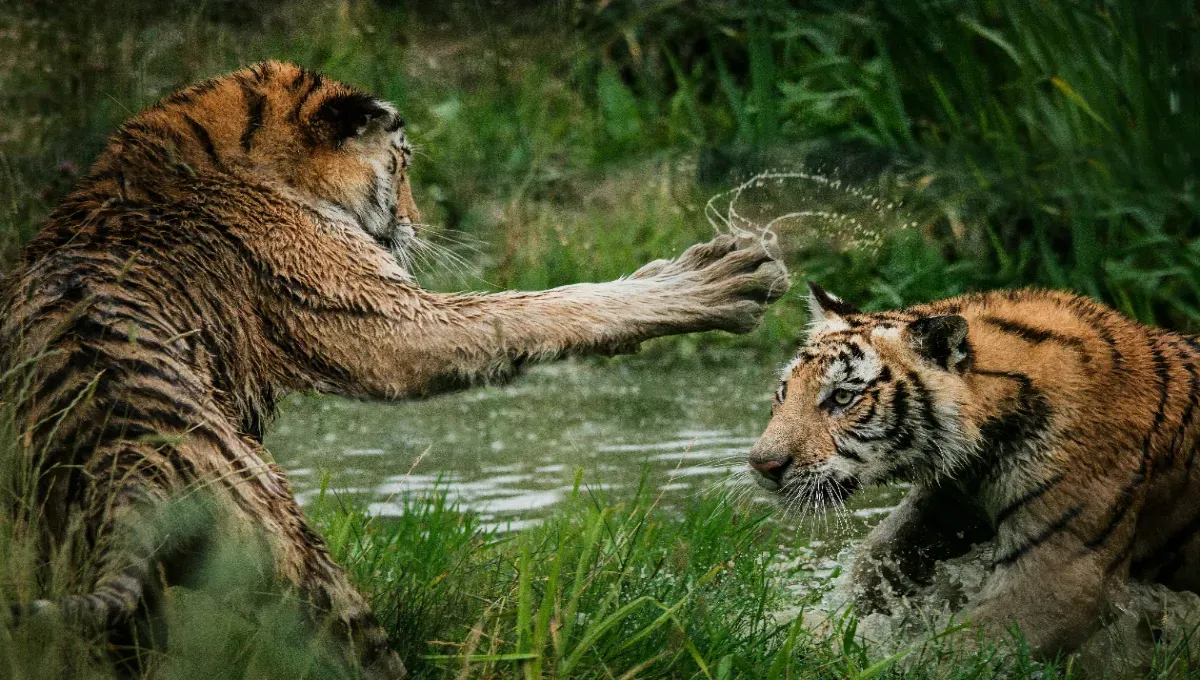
[0, 61, 787, 677]
[750, 283, 1200, 656]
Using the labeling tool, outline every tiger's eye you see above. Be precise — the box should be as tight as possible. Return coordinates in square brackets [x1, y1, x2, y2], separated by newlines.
[832, 389, 855, 406]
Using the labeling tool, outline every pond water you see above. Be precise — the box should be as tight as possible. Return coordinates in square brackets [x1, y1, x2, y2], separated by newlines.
[267, 354, 904, 536]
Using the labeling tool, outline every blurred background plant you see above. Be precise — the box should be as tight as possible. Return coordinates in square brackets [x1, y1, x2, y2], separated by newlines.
[5, 0, 1199, 345]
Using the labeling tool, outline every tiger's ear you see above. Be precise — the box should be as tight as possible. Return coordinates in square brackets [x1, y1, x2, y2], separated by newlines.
[907, 315, 971, 372]
[313, 92, 393, 145]
[806, 281, 860, 324]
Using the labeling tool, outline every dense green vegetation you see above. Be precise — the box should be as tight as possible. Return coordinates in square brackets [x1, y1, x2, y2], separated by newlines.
[5, 0, 1200, 336]
[3, 0, 1200, 677]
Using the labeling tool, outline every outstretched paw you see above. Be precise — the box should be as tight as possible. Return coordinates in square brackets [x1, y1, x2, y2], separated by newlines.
[633, 234, 790, 334]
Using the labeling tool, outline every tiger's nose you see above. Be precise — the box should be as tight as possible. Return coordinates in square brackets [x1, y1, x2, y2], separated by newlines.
[750, 457, 790, 480]
[749, 448, 792, 489]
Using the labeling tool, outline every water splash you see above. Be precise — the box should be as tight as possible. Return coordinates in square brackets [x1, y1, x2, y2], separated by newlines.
[704, 170, 919, 255]
[780, 543, 1200, 677]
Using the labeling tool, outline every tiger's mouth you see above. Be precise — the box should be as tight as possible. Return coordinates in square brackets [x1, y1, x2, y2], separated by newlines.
[373, 220, 416, 255]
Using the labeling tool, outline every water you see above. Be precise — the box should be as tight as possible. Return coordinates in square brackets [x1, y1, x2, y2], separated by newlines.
[267, 355, 902, 533]
[702, 169, 916, 260]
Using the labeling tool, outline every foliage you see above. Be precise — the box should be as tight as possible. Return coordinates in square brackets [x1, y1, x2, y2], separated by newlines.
[579, 0, 1200, 325]
[5, 1, 1200, 344]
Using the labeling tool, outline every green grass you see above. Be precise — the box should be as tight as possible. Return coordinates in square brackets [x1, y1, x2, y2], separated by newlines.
[2, 461, 1200, 678]
[315, 478, 958, 679]
[580, 0, 1200, 325]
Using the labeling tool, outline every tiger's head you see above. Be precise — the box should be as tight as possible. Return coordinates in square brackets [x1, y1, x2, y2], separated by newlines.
[748, 282, 977, 509]
[90, 61, 420, 265]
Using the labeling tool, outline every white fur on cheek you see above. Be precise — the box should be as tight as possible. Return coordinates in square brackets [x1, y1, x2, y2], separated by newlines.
[338, 112, 410, 244]
[828, 455, 857, 478]
[278, 186, 414, 283]
[357, 156, 395, 239]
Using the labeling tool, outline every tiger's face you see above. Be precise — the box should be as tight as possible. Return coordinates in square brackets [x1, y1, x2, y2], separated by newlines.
[99, 61, 420, 265]
[748, 283, 975, 509]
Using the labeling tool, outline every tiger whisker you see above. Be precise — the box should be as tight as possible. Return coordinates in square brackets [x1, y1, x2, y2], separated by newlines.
[420, 240, 480, 276]
[423, 228, 487, 251]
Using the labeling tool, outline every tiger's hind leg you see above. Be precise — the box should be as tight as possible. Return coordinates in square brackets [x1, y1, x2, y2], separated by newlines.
[272, 499, 407, 679]
[23, 435, 405, 677]
[84, 478, 405, 678]
[13, 438, 229, 676]
[18, 442, 214, 674]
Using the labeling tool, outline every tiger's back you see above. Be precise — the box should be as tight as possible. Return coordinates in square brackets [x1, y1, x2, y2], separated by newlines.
[5, 85, 321, 569]
[1, 160, 343, 579]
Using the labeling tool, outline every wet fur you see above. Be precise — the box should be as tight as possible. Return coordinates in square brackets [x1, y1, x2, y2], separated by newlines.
[751, 286, 1200, 657]
[0, 61, 788, 677]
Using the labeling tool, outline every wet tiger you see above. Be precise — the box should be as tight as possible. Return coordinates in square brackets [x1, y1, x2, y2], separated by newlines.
[0, 61, 788, 677]
[749, 283, 1200, 657]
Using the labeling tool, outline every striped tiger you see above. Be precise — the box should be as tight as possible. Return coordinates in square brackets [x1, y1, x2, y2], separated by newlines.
[749, 282, 1200, 657]
[0, 61, 788, 677]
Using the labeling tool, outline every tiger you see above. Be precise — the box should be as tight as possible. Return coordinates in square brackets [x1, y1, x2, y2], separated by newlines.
[748, 282, 1200, 658]
[0, 60, 789, 678]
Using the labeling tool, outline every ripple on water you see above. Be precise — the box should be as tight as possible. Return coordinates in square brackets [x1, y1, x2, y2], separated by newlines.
[342, 448, 387, 456]
[651, 446, 751, 461]
[271, 361, 901, 534]
[597, 435, 756, 453]
[481, 463, 524, 473]
[663, 465, 730, 478]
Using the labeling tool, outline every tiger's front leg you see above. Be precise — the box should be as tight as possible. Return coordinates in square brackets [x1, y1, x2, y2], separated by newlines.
[850, 485, 991, 613]
[275, 234, 789, 399]
[966, 546, 1115, 656]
